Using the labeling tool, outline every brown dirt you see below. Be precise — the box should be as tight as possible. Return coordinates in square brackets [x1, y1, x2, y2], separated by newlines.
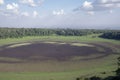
[0, 42, 113, 63]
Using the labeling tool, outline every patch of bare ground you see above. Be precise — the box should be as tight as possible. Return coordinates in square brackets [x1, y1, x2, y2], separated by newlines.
[0, 42, 114, 63]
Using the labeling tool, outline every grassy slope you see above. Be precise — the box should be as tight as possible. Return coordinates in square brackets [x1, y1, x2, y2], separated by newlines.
[0, 34, 119, 45]
[0, 54, 118, 80]
[0, 34, 119, 80]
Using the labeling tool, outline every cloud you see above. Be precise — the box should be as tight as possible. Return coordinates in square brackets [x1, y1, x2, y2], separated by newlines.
[96, 0, 120, 4]
[53, 9, 65, 16]
[93, 0, 120, 10]
[0, 9, 19, 17]
[6, 3, 19, 15]
[0, 0, 4, 5]
[20, 0, 36, 7]
[21, 12, 29, 16]
[33, 11, 39, 17]
[6, 3, 19, 10]
[20, 11, 39, 17]
[37, 0, 44, 6]
[82, 1, 93, 10]
[19, 0, 44, 7]
[110, 10, 113, 13]
[87, 11, 94, 15]
[0, 10, 120, 29]
[74, 0, 120, 14]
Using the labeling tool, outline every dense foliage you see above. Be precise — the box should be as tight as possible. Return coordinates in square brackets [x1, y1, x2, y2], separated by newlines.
[0, 28, 119, 40]
[100, 31, 120, 40]
[76, 57, 120, 80]
[0, 28, 102, 39]
[0, 28, 55, 39]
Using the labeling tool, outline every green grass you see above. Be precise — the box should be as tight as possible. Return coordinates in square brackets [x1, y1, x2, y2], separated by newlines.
[0, 70, 115, 80]
[0, 34, 119, 80]
[0, 54, 119, 80]
[0, 34, 119, 46]
[0, 57, 22, 62]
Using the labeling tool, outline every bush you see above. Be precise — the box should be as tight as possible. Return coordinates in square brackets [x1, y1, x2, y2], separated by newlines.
[89, 76, 102, 80]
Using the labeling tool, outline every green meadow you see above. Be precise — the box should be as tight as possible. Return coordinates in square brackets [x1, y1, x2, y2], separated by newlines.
[0, 34, 119, 45]
[0, 34, 119, 80]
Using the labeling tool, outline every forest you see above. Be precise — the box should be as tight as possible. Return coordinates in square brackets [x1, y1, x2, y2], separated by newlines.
[0, 28, 120, 40]
[100, 31, 120, 40]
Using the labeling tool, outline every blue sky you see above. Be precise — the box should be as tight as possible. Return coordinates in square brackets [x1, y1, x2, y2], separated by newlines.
[0, 0, 120, 29]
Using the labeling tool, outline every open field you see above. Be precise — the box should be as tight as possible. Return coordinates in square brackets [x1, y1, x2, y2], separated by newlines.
[0, 35, 119, 80]
[0, 34, 120, 46]
[0, 54, 118, 80]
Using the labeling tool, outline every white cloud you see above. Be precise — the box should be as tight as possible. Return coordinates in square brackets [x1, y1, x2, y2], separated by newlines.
[38, 0, 44, 5]
[109, 10, 113, 13]
[7, 3, 19, 10]
[100, 0, 109, 3]
[33, 11, 39, 17]
[20, 0, 36, 7]
[75, 0, 120, 13]
[6, 3, 19, 15]
[87, 11, 94, 15]
[0, 9, 19, 17]
[0, 0, 4, 5]
[21, 12, 29, 16]
[94, 0, 120, 9]
[116, 3, 120, 7]
[53, 9, 65, 16]
[97, 0, 120, 4]
[20, 0, 44, 7]
[82, 1, 93, 10]
[7, 4, 14, 10]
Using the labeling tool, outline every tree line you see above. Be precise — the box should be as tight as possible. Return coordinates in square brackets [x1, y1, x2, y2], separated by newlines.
[0, 28, 54, 39]
[0, 28, 101, 39]
[100, 31, 120, 40]
[0, 28, 119, 40]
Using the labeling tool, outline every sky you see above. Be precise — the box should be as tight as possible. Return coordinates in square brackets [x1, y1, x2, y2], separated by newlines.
[0, 0, 120, 29]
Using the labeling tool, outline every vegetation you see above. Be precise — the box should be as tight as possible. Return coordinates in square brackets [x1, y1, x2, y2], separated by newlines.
[0, 27, 119, 40]
[100, 31, 120, 40]
[75, 57, 120, 80]
[0, 28, 54, 38]
[0, 28, 120, 42]
[0, 36, 119, 80]
[0, 27, 119, 80]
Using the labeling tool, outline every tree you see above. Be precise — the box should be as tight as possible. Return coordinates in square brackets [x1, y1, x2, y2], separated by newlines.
[116, 57, 120, 76]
